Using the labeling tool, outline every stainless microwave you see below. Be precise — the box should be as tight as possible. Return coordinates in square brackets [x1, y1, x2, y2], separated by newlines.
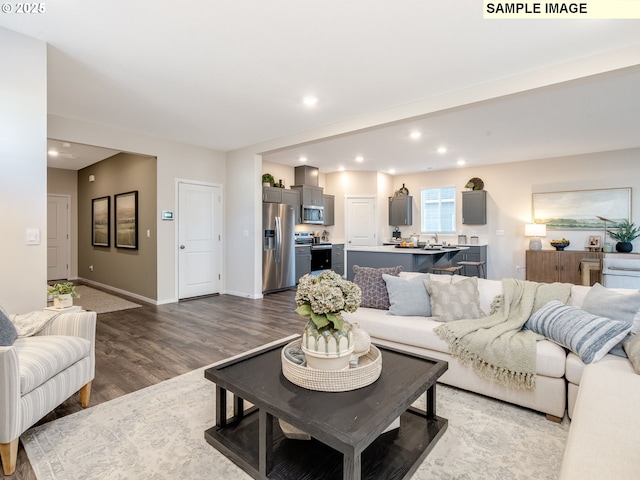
[301, 205, 324, 224]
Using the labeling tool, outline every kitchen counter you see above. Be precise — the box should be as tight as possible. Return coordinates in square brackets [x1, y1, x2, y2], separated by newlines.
[348, 245, 468, 254]
[345, 245, 469, 281]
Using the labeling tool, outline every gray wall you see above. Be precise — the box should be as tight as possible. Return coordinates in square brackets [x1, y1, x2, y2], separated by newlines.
[78, 153, 158, 299]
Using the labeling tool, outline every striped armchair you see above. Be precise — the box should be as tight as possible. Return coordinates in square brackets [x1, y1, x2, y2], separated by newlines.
[0, 310, 96, 475]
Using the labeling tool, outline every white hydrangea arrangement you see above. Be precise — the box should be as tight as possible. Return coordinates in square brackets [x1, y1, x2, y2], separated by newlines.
[295, 270, 362, 330]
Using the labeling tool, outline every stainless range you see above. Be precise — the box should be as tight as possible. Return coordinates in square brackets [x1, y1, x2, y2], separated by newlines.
[295, 232, 332, 274]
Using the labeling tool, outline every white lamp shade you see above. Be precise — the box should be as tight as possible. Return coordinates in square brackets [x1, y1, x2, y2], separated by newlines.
[525, 223, 546, 237]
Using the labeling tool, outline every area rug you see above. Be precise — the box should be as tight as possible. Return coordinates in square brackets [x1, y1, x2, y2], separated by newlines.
[22, 338, 570, 480]
[73, 285, 142, 314]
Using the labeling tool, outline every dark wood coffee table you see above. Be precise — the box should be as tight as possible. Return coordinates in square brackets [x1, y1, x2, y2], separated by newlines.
[204, 337, 448, 480]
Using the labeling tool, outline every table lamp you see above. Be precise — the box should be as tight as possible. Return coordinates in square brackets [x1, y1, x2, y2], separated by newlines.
[525, 223, 546, 250]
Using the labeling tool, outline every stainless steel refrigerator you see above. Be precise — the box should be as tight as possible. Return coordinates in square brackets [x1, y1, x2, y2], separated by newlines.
[262, 203, 296, 293]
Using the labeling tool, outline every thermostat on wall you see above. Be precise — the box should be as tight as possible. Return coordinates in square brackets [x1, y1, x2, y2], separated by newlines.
[161, 211, 174, 220]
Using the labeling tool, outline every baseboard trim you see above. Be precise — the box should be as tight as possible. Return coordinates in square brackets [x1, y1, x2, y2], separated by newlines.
[75, 277, 159, 305]
[223, 289, 263, 299]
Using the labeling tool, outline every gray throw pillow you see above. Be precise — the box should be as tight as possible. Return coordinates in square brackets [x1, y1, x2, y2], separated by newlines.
[526, 300, 632, 364]
[424, 276, 482, 322]
[353, 265, 402, 310]
[581, 283, 640, 357]
[383, 273, 431, 317]
[0, 306, 18, 346]
[623, 334, 640, 375]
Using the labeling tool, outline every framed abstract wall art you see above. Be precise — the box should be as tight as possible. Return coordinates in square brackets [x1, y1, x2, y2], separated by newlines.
[532, 187, 631, 230]
[114, 191, 138, 249]
[91, 196, 110, 247]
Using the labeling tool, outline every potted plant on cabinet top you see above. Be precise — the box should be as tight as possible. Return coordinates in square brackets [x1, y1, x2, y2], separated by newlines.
[262, 173, 275, 187]
[295, 270, 362, 370]
[606, 220, 640, 253]
[47, 282, 79, 309]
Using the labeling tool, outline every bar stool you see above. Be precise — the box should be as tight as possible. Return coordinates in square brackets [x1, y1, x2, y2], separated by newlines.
[456, 260, 486, 278]
[431, 265, 464, 275]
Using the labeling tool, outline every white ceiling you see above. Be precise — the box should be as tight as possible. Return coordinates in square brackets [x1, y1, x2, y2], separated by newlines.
[46, 139, 120, 170]
[2, 1, 640, 173]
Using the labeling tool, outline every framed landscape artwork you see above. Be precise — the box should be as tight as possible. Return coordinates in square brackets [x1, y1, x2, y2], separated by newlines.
[532, 187, 631, 230]
[91, 196, 110, 247]
[115, 191, 138, 249]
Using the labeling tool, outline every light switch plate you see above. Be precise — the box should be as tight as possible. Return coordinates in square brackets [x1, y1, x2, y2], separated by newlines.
[26, 228, 40, 245]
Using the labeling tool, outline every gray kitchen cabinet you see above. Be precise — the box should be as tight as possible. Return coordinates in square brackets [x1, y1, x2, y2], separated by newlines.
[262, 186, 283, 203]
[323, 194, 335, 226]
[262, 188, 301, 223]
[295, 245, 311, 283]
[332, 243, 344, 276]
[462, 190, 487, 225]
[452, 245, 487, 277]
[292, 185, 324, 206]
[282, 189, 301, 224]
[389, 196, 412, 226]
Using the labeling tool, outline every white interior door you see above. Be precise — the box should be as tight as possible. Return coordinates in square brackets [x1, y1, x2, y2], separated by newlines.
[178, 182, 222, 299]
[47, 195, 70, 281]
[346, 196, 376, 247]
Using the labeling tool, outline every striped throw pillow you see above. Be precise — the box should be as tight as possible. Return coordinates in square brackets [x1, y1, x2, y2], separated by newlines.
[525, 300, 633, 364]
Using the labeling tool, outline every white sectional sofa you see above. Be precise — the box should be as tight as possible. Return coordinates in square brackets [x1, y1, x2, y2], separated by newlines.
[343, 272, 639, 421]
[560, 358, 640, 479]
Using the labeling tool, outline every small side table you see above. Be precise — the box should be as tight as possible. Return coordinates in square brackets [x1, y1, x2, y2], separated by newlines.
[580, 259, 601, 286]
[43, 305, 84, 313]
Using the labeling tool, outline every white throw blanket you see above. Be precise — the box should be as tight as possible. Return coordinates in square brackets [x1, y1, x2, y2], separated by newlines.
[10, 310, 62, 337]
[435, 279, 572, 389]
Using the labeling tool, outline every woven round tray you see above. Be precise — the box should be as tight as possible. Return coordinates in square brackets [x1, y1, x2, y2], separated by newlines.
[281, 339, 382, 392]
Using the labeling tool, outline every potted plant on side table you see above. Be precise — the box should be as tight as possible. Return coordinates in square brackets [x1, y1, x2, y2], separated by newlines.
[47, 282, 79, 309]
[607, 220, 640, 253]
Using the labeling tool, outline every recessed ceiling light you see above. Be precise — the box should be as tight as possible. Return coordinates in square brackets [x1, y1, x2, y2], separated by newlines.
[410, 131, 422, 140]
[355, 156, 364, 163]
[389, 169, 396, 174]
[303, 96, 318, 107]
[299, 156, 307, 163]
[437, 146, 447, 154]
[48, 150, 59, 156]
[457, 159, 466, 166]
[338, 166, 345, 171]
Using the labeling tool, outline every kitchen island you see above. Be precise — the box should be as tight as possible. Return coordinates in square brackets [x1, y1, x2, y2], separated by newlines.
[345, 245, 469, 281]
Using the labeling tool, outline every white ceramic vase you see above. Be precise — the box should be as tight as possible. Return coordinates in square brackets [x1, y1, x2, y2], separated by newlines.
[301, 320, 354, 370]
[53, 294, 73, 309]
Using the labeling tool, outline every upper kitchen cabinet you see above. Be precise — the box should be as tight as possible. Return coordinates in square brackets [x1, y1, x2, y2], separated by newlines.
[292, 185, 324, 206]
[262, 186, 283, 203]
[462, 190, 487, 225]
[389, 196, 412, 226]
[323, 194, 335, 226]
[282, 189, 301, 224]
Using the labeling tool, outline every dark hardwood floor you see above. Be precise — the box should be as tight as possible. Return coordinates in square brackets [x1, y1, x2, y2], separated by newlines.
[5, 288, 303, 479]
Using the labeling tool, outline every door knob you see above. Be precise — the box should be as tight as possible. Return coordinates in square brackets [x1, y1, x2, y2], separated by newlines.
[180, 245, 186, 249]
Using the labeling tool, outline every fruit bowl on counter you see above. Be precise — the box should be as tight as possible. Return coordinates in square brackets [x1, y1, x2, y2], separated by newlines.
[550, 239, 570, 251]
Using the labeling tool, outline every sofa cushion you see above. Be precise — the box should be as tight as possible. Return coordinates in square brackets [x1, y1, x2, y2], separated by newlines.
[581, 282, 640, 357]
[623, 334, 640, 374]
[353, 265, 402, 310]
[424, 276, 482, 322]
[13, 335, 91, 395]
[0, 306, 17, 346]
[526, 300, 632, 364]
[343, 306, 566, 377]
[383, 273, 431, 316]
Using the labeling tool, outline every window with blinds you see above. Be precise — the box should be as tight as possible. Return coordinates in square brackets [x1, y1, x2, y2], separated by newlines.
[420, 186, 456, 233]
